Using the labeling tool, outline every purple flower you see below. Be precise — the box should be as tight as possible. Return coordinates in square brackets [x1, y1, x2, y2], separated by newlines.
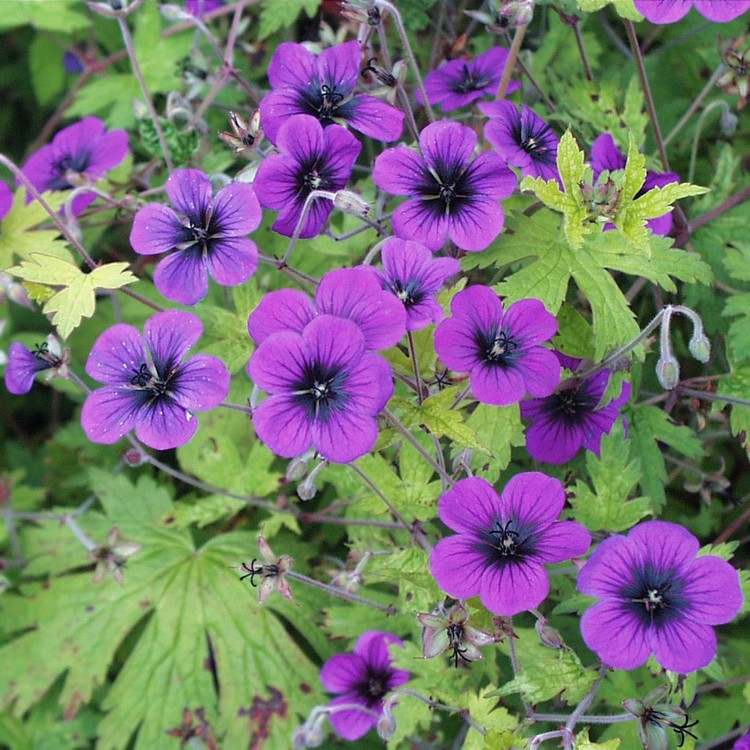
[434, 285, 559, 406]
[248, 266, 406, 350]
[430, 474, 591, 616]
[482, 101, 560, 182]
[320, 630, 409, 741]
[185, 0, 223, 15]
[130, 168, 261, 305]
[377, 238, 460, 332]
[259, 41, 404, 144]
[422, 48, 519, 112]
[520, 353, 631, 464]
[578, 520, 743, 673]
[62, 50, 84, 74]
[634, 0, 750, 23]
[734, 733, 750, 750]
[81, 311, 230, 450]
[4, 338, 64, 395]
[253, 114, 360, 239]
[373, 121, 516, 252]
[591, 133, 679, 236]
[0, 181, 12, 220]
[248, 315, 393, 463]
[22, 117, 128, 216]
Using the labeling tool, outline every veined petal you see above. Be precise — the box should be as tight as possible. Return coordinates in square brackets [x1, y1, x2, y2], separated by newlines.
[166, 168, 213, 223]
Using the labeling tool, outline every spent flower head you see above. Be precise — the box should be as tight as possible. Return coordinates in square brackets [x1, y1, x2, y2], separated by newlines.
[417, 602, 495, 666]
[239, 536, 294, 604]
[623, 686, 699, 750]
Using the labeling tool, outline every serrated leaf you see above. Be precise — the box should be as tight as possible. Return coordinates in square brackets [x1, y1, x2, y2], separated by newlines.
[571, 425, 652, 532]
[7, 255, 136, 339]
[575, 728, 621, 749]
[258, 0, 321, 39]
[461, 403, 525, 482]
[717, 364, 750, 452]
[0, 0, 90, 32]
[577, 0, 641, 19]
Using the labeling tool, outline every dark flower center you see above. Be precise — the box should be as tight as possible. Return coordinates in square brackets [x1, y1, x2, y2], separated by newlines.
[318, 84, 345, 117]
[514, 117, 555, 163]
[453, 64, 487, 94]
[129, 362, 174, 398]
[48, 151, 91, 190]
[292, 360, 347, 421]
[299, 80, 353, 126]
[418, 160, 473, 217]
[544, 381, 597, 424]
[355, 667, 392, 706]
[478, 517, 536, 566]
[32, 341, 61, 368]
[390, 279, 424, 308]
[474, 328, 519, 367]
[622, 565, 686, 626]
[296, 155, 333, 200]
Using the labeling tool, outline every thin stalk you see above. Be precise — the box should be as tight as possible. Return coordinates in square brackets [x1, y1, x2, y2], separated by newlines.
[116, 16, 174, 172]
[572, 20, 593, 81]
[697, 725, 750, 750]
[531, 730, 569, 749]
[531, 712, 633, 725]
[663, 63, 726, 147]
[64, 515, 98, 552]
[407, 331, 425, 404]
[688, 100, 731, 182]
[564, 664, 609, 745]
[282, 190, 335, 264]
[689, 184, 750, 233]
[511, 52, 556, 111]
[680, 387, 750, 408]
[257, 254, 318, 287]
[497, 23, 527, 99]
[624, 20, 670, 172]
[506, 622, 532, 716]
[286, 570, 397, 614]
[349, 462, 411, 532]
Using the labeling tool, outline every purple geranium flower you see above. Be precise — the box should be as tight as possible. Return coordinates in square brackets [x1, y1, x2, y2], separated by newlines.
[248, 266, 406, 350]
[81, 311, 229, 450]
[377, 238, 460, 332]
[482, 101, 560, 182]
[520, 352, 631, 464]
[374, 121, 516, 252]
[321, 630, 409, 742]
[253, 114, 360, 239]
[4, 337, 64, 395]
[591, 133, 679, 236]
[578, 520, 743, 673]
[130, 168, 261, 305]
[434, 285, 559, 406]
[634, 0, 750, 23]
[0, 181, 12, 220]
[259, 41, 403, 145]
[422, 47, 519, 112]
[22, 117, 128, 216]
[185, 0, 223, 15]
[248, 315, 393, 463]
[430, 474, 591, 616]
[735, 733, 750, 750]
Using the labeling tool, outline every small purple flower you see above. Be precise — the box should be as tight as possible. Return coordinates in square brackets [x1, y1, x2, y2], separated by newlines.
[578, 520, 743, 673]
[734, 733, 750, 750]
[259, 41, 404, 144]
[634, 0, 750, 23]
[62, 50, 85, 75]
[22, 117, 128, 216]
[253, 114, 360, 239]
[4, 338, 64, 395]
[185, 0, 223, 15]
[520, 353, 631, 465]
[591, 133, 679, 236]
[422, 47, 519, 112]
[377, 238, 460, 332]
[320, 630, 409, 742]
[248, 266, 406, 351]
[0, 181, 12, 220]
[130, 168, 261, 305]
[430, 474, 591, 616]
[81, 311, 230, 451]
[373, 121, 516, 252]
[482, 100, 560, 182]
[248, 315, 393, 463]
[434, 285, 559, 406]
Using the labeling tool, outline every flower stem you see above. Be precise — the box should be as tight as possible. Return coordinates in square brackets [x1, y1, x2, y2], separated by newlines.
[531, 712, 633, 725]
[563, 663, 609, 743]
[116, 15, 174, 172]
[282, 190, 335, 264]
[407, 331, 425, 404]
[496, 23, 527, 99]
[285, 570, 397, 614]
[679, 387, 750, 409]
[688, 99, 732, 182]
[530, 730, 570, 749]
[396, 689, 486, 734]
[689, 184, 750, 233]
[64, 514, 98, 552]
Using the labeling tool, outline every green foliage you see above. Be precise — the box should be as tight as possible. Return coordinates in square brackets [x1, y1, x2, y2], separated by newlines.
[571, 426, 652, 532]
[0, 0, 90, 32]
[257, 0, 321, 39]
[576, 0, 640, 18]
[137, 117, 199, 165]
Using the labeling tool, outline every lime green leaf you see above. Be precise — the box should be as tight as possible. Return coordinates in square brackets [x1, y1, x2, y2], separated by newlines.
[0, 0, 90, 32]
[698, 541, 739, 561]
[575, 728, 622, 749]
[258, 0, 321, 39]
[717, 364, 750, 452]
[494, 628, 597, 705]
[571, 425, 652, 532]
[462, 403, 526, 482]
[628, 404, 703, 510]
[621, 134, 647, 205]
[553, 304, 595, 359]
[29, 33, 65, 105]
[461, 688, 519, 750]
[577, 0, 641, 18]
[0, 189, 73, 269]
[7, 255, 137, 339]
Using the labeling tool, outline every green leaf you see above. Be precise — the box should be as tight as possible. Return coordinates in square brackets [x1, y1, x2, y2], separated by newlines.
[460, 688, 519, 750]
[0, 0, 90, 32]
[29, 33, 65, 105]
[258, 0, 321, 39]
[571, 425, 652, 532]
[717, 364, 750, 452]
[7, 255, 137, 339]
[575, 728, 622, 749]
[68, 74, 142, 128]
[462, 403, 526, 482]
[0, 188, 73, 269]
[628, 404, 703, 510]
[494, 628, 597, 705]
[0, 474, 321, 750]
[553, 304, 595, 359]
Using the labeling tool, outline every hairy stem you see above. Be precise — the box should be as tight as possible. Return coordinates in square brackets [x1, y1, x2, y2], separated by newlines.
[286, 570, 397, 614]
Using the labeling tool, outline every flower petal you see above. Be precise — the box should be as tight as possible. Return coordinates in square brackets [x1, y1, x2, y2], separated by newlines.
[130, 204, 187, 256]
[252, 394, 312, 457]
[317, 40, 359, 92]
[85, 323, 145, 385]
[247, 289, 316, 345]
[434, 317, 480, 372]
[693, 0, 750, 21]
[419, 121, 476, 174]
[516, 347, 561, 398]
[81, 386, 140, 444]
[267, 41, 317, 90]
[448, 196, 505, 252]
[392, 198, 450, 250]
[312, 410, 378, 463]
[328, 694, 377, 742]
[470, 363, 526, 405]
[580, 600, 651, 670]
[503, 298, 558, 346]
[437, 476, 501, 533]
[207, 237, 258, 287]
[590, 133, 626, 176]
[682, 555, 743, 625]
[501, 471, 567, 526]
[248, 330, 307, 392]
[135, 397, 199, 450]
[165, 168, 213, 223]
[650, 619, 717, 673]
[302, 315, 365, 372]
[4, 343, 50, 394]
[523, 405, 584, 464]
[258, 89, 307, 145]
[535, 520, 591, 563]
[430, 535, 486, 599]
[320, 652, 367, 694]
[479, 560, 549, 616]
[144, 310, 202, 373]
[253, 153, 300, 211]
[210, 182, 262, 236]
[576, 533, 632, 597]
[373, 146, 426, 196]
[172, 354, 230, 411]
[346, 95, 404, 141]
[153, 248, 210, 306]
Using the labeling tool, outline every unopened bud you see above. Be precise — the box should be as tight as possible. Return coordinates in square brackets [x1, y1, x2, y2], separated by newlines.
[297, 475, 318, 501]
[535, 616, 564, 649]
[133, 99, 148, 120]
[333, 190, 370, 219]
[166, 91, 193, 131]
[286, 455, 310, 483]
[688, 332, 711, 363]
[377, 698, 397, 740]
[720, 107, 739, 136]
[656, 356, 680, 390]
[499, 0, 535, 28]
[123, 447, 147, 466]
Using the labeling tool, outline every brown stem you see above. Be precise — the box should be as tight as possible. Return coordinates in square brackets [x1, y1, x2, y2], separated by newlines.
[689, 184, 750, 233]
[496, 24, 527, 99]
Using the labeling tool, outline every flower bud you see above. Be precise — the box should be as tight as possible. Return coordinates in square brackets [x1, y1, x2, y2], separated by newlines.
[286, 455, 310, 482]
[123, 447, 147, 467]
[688, 332, 711, 363]
[297, 476, 318, 501]
[376, 696, 397, 740]
[720, 107, 739, 136]
[534, 616, 564, 649]
[133, 99, 149, 120]
[333, 190, 371, 219]
[656, 356, 680, 390]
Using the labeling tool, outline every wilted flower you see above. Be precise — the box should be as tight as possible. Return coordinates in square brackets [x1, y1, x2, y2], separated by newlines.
[417, 602, 495, 666]
[239, 536, 294, 604]
[623, 686, 699, 750]
[218, 110, 262, 155]
[91, 527, 141, 583]
[718, 36, 750, 106]
[4, 336, 68, 395]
